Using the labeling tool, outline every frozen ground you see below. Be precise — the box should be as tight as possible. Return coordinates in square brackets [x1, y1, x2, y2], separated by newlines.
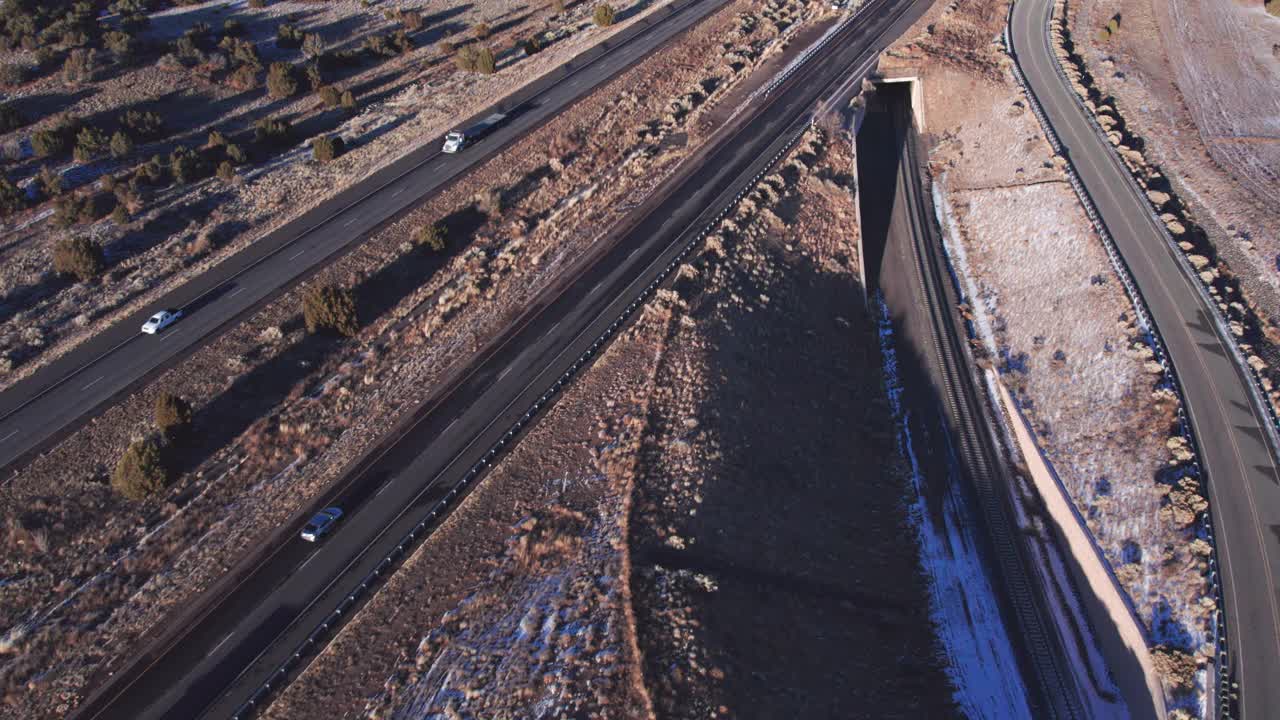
[882, 0, 1211, 709]
[1072, 0, 1280, 349]
[874, 295, 1033, 719]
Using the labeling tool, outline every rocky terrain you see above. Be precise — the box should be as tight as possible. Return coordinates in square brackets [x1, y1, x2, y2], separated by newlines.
[0, 0, 672, 387]
[1066, 0, 1280, 413]
[263, 118, 958, 718]
[0, 0, 827, 713]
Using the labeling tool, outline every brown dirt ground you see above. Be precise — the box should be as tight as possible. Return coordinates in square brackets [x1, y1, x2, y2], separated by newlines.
[262, 276, 678, 720]
[0, 0, 824, 714]
[627, 126, 957, 718]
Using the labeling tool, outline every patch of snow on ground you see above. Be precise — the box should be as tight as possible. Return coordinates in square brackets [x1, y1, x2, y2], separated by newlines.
[875, 293, 1033, 720]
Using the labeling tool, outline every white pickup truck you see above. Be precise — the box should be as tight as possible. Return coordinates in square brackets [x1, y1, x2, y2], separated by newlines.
[442, 112, 508, 153]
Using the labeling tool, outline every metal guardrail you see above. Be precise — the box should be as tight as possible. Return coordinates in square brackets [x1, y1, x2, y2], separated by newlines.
[1002, 1, 1231, 716]
[228, 114, 819, 720]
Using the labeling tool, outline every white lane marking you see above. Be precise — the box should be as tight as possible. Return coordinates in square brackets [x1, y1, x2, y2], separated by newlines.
[81, 376, 105, 391]
[161, 329, 183, 342]
[548, 320, 561, 334]
[288, 249, 306, 261]
[498, 365, 513, 381]
[589, 281, 604, 297]
[376, 481, 393, 497]
[299, 551, 321, 571]
[228, 286, 245, 298]
[0, 430, 18, 442]
[446, 417, 459, 431]
[629, 246, 640, 258]
[392, 187, 405, 197]
[210, 631, 235, 655]
[343, 217, 358, 227]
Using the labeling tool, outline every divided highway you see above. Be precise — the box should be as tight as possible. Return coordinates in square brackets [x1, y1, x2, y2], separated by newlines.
[0, 0, 732, 473]
[1010, 0, 1280, 716]
[74, 1, 936, 718]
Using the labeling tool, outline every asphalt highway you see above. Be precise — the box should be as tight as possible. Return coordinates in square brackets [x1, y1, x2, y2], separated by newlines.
[1010, 1, 1280, 716]
[0, 0, 733, 473]
[71, 1, 936, 718]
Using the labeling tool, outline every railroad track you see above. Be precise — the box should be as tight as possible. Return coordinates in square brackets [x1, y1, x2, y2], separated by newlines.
[891, 93, 1082, 719]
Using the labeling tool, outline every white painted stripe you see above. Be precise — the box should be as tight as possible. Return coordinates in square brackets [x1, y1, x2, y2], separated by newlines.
[0, 429, 18, 442]
[288, 249, 306, 261]
[81, 376, 105, 391]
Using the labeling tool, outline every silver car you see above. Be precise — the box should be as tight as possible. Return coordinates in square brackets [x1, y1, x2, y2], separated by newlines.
[300, 507, 344, 542]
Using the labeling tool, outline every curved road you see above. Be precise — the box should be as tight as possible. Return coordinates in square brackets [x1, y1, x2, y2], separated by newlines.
[0, 0, 731, 474]
[1010, 0, 1280, 716]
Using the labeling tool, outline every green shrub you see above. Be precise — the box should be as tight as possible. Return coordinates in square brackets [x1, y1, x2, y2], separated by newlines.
[223, 37, 263, 69]
[111, 203, 128, 224]
[302, 32, 325, 58]
[1269, 0, 1280, 17]
[318, 84, 341, 108]
[415, 223, 447, 251]
[398, 10, 423, 31]
[223, 18, 245, 36]
[0, 103, 27, 132]
[61, 48, 97, 84]
[0, 177, 25, 217]
[521, 36, 542, 55]
[276, 23, 304, 49]
[302, 284, 358, 336]
[437, 39, 455, 55]
[227, 63, 258, 90]
[254, 116, 292, 146]
[38, 166, 63, 197]
[266, 61, 297, 98]
[32, 128, 66, 158]
[138, 154, 167, 184]
[311, 134, 343, 162]
[455, 45, 495, 74]
[216, 160, 235, 181]
[109, 130, 134, 158]
[0, 63, 26, 88]
[248, 0, 266, 7]
[52, 234, 105, 281]
[103, 30, 137, 59]
[168, 146, 204, 184]
[551, 0, 566, 12]
[340, 89, 357, 113]
[473, 22, 491, 39]
[154, 392, 193, 439]
[52, 194, 85, 228]
[593, 3, 615, 27]
[305, 62, 323, 90]
[120, 109, 164, 139]
[207, 129, 227, 147]
[112, 437, 169, 500]
[225, 142, 248, 164]
[73, 125, 107, 162]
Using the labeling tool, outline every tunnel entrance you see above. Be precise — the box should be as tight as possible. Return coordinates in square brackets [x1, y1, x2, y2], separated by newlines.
[855, 81, 912, 291]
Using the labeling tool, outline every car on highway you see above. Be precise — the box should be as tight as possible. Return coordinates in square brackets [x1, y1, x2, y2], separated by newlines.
[140, 309, 182, 335]
[300, 507, 344, 542]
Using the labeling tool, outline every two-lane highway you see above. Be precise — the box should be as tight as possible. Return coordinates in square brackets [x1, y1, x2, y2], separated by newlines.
[0, 0, 732, 473]
[1011, 0, 1280, 716]
[72, 0, 938, 717]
